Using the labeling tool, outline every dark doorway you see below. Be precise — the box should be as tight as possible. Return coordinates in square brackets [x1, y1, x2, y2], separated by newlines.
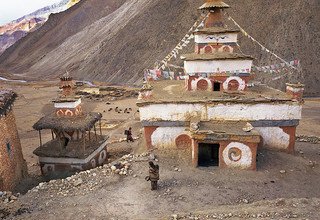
[213, 82, 221, 91]
[198, 143, 220, 167]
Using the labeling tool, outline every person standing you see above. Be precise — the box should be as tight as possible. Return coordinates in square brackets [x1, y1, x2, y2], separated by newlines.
[125, 127, 134, 142]
[145, 161, 159, 190]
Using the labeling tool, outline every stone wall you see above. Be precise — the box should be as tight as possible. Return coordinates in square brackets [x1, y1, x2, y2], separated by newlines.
[0, 110, 27, 191]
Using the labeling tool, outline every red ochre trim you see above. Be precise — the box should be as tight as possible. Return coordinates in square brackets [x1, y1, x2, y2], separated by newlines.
[280, 126, 296, 153]
[144, 126, 158, 149]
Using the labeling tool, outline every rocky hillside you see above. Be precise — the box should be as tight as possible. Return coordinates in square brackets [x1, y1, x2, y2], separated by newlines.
[0, 0, 80, 55]
[0, 18, 45, 54]
[0, 0, 319, 95]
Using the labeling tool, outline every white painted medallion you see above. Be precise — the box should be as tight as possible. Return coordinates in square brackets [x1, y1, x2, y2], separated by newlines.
[222, 142, 252, 169]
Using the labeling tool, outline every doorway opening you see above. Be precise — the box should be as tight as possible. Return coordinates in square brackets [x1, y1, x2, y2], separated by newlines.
[198, 143, 220, 167]
[213, 82, 221, 91]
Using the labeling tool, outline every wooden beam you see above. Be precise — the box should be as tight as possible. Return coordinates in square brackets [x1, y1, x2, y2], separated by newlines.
[94, 124, 97, 141]
[99, 120, 102, 136]
[39, 130, 42, 147]
[83, 131, 86, 154]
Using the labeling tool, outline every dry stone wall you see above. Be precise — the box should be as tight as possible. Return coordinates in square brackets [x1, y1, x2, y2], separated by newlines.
[0, 110, 27, 191]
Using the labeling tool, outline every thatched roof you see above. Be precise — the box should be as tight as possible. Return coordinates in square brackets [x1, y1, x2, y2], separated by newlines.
[33, 135, 108, 158]
[194, 27, 240, 34]
[198, 0, 230, 10]
[0, 90, 16, 116]
[181, 52, 254, 61]
[33, 112, 102, 131]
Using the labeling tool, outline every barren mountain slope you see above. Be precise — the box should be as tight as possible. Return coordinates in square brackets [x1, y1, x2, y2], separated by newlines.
[228, 0, 320, 96]
[0, 0, 126, 74]
[0, 0, 319, 95]
[0, 0, 82, 55]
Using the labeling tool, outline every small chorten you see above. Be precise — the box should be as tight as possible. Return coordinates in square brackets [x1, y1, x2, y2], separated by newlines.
[59, 71, 75, 97]
[54, 72, 82, 117]
[33, 75, 108, 176]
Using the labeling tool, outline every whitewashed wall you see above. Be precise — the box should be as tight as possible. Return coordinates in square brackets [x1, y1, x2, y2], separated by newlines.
[184, 60, 252, 74]
[54, 98, 81, 108]
[140, 104, 206, 121]
[255, 127, 290, 149]
[140, 103, 302, 121]
[207, 104, 302, 121]
[151, 127, 187, 148]
[195, 33, 238, 44]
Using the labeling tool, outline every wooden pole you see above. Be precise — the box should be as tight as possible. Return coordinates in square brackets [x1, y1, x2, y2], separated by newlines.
[83, 131, 86, 154]
[88, 129, 91, 142]
[39, 130, 42, 147]
[94, 124, 97, 141]
[99, 120, 102, 136]
[58, 131, 62, 150]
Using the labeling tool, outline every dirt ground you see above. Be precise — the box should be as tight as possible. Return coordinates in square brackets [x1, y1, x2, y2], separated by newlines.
[0, 81, 320, 219]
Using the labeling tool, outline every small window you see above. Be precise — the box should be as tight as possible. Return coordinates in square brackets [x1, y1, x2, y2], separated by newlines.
[6, 143, 12, 156]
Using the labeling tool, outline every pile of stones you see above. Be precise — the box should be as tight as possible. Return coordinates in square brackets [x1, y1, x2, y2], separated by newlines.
[28, 152, 151, 196]
[108, 160, 132, 176]
[296, 135, 320, 144]
[0, 191, 19, 203]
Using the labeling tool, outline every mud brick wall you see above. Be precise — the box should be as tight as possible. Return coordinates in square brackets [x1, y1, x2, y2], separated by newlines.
[0, 110, 27, 191]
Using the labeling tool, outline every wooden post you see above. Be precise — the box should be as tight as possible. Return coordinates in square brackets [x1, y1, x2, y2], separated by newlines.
[88, 129, 91, 142]
[94, 124, 97, 141]
[39, 130, 42, 147]
[83, 131, 86, 154]
[99, 120, 102, 136]
[58, 131, 62, 150]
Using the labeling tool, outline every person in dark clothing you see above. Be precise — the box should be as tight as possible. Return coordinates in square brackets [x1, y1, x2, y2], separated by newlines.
[145, 161, 159, 190]
[125, 127, 134, 142]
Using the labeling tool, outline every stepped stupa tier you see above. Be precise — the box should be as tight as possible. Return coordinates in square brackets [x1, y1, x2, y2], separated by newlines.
[193, 27, 240, 54]
[183, 0, 254, 92]
[137, 0, 304, 171]
[199, 0, 230, 28]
